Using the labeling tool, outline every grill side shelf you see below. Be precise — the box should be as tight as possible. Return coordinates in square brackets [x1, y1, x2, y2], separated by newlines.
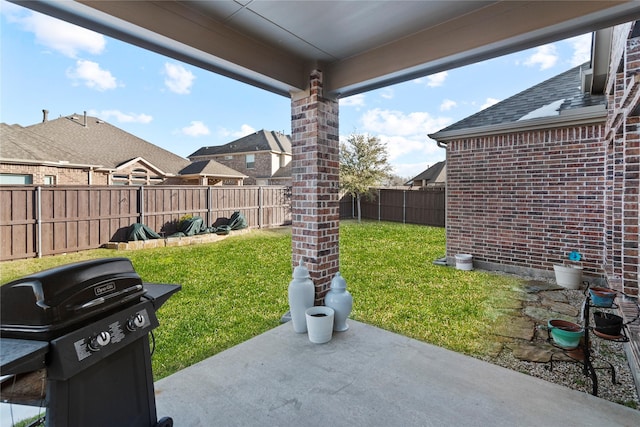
[0, 338, 49, 376]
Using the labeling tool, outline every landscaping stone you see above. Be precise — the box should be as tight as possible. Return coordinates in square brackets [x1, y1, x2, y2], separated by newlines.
[539, 290, 568, 303]
[541, 298, 580, 317]
[493, 317, 535, 341]
[523, 306, 576, 324]
[511, 342, 554, 363]
[522, 280, 563, 293]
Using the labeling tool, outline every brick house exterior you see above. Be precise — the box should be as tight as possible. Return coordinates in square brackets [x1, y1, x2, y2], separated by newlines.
[1, 113, 245, 186]
[431, 22, 639, 383]
[189, 130, 292, 186]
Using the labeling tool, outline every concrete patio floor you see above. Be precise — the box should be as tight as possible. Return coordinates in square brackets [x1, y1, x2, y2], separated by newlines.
[154, 320, 639, 426]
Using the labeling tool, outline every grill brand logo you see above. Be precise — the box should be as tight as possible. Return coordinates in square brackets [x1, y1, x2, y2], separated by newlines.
[95, 282, 116, 296]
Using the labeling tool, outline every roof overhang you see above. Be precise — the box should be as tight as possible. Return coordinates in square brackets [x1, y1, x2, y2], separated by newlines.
[10, 1, 640, 99]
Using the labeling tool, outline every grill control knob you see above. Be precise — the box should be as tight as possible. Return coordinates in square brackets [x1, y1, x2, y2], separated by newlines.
[88, 331, 111, 351]
[126, 313, 145, 331]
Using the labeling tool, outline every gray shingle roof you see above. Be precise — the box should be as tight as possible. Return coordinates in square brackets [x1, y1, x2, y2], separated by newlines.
[435, 63, 606, 134]
[411, 160, 446, 183]
[179, 160, 247, 178]
[189, 130, 291, 158]
[1, 123, 91, 166]
[20, 114, 191, 174]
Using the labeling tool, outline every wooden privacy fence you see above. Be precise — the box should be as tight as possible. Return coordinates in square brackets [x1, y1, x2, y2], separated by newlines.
[1, 186, 443, 261]
[0, 185, 292, 261]
[340, 187, 445, 227]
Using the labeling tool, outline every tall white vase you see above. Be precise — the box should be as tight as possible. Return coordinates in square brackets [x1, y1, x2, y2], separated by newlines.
[288, 259, 315, 333]
[324, 272, 353, 332]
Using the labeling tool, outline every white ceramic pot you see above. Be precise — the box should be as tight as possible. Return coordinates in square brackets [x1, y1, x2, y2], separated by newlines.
[455, 254, 473, 271]
[305, 306, 334, 344]
[553, 264, 583, 289]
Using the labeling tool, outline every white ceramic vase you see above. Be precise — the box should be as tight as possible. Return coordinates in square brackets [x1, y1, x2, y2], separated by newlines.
[324, 272, 353, 331]
[288, 259, 315, 333]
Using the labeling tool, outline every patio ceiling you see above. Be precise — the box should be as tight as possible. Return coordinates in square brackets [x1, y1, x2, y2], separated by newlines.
[12, 1, 640, 98]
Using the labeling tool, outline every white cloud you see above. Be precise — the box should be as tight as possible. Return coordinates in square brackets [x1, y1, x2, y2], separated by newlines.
[360, 108, 450, 137]
[523, 44, 558, 70]
[354, 108, 451, 170]
[93, 110, 153, 124]
[427, 71, 448, 87]
[182, 121, 210, 137]
[380, 88, 394, 99]
[66, 60, 118, 91]
[340, 94, 366, 107]
[480, 98, 500, 110]
[8, 8, 105, 58]
[414, 71, 448, 87]
[164, 62, 195, 94]
[440, 99, 457, 111]
[217, 124, 256, 139]
[567, 33, 592, 66]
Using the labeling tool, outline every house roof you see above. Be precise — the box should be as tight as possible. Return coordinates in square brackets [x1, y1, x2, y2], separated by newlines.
[2, 114, 245, 181]
[0, 123, 94, 167]
[411, 161, 446, 184]
[430, 63, 607, 140]
[189, 130, 292, 158]
[15, 113, 190, 174]
[179, 160, 247, 178]
[271, 162, 292, 180]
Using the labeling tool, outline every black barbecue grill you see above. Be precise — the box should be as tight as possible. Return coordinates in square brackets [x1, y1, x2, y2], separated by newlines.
[0, 258, 180, 427]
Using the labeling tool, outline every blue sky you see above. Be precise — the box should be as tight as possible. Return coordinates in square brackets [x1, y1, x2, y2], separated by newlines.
[0, 1, 592, 179]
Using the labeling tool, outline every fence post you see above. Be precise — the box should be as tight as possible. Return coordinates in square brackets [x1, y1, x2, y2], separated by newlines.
[36, 186, 42, 258]
[258, 187, 263, 228]
[139, 186, 145, 225]
[207, 186, 212, 227]
[378, 189, 381, 221]
[403, 190, 406, 224]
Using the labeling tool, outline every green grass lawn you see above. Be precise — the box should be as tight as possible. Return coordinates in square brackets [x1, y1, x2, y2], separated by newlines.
[0, 221, 521, 380]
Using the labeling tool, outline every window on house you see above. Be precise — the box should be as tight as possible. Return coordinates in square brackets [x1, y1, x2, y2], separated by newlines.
[112, 174, 129, 185]
[225, 155, 233, 160]
[246, 154, 255, 169]
[0, 174, 33, 185]
[43, 175, 56, 185]
[131, 168, 148, 185]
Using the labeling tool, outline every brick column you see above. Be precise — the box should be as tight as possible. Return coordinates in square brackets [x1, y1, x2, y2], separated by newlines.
[290, 70, 340, 304]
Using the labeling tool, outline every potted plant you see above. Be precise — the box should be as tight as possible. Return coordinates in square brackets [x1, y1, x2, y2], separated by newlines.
[553, 251, 583, 289]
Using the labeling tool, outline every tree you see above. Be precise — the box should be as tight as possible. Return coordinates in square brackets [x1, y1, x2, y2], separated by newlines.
[339, 133, 392, 221]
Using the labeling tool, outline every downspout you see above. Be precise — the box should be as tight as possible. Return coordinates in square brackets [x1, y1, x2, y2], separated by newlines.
[436, 140, 447, 149]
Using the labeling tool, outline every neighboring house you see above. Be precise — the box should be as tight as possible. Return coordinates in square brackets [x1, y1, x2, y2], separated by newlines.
[430, 24, 639, 379]
[408, 161, 446, 187]
[0, 111, 246, 186]
[189, 130, 292, 186]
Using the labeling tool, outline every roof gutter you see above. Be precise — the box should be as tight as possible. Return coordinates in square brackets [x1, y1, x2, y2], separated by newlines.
[0, 158, 103, 169]
[429, 105, 606, 142]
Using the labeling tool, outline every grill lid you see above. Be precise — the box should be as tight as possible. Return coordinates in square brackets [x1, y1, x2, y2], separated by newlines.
[1, 258, 145, 340]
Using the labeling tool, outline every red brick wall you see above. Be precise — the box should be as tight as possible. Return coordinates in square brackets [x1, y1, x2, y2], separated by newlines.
[0, 163, 109, 185]
[290, 70, 340, 304]
[446, 126, 606, 277]
[604, 27, 640, 296]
